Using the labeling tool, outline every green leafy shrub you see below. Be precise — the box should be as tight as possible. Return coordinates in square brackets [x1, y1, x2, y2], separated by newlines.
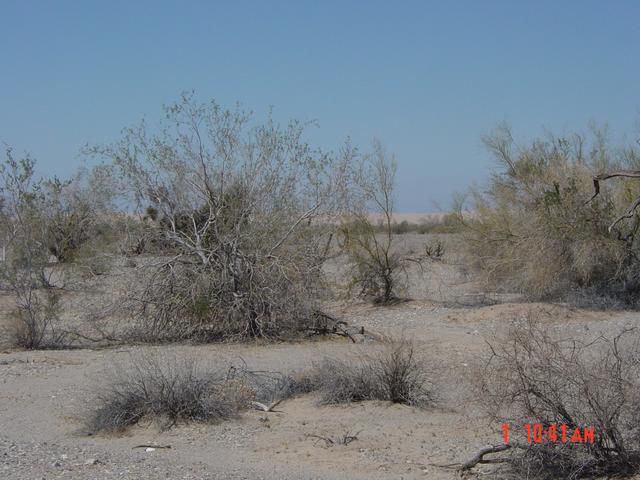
[458, 125, 640, 304]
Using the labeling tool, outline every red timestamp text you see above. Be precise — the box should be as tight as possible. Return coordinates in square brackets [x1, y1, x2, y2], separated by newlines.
[502, 423, 595, 444]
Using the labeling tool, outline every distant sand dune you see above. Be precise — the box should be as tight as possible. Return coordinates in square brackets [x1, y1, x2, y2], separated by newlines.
[367, 212, 450, 224]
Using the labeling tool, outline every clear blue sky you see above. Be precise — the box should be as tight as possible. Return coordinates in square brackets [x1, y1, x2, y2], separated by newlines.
[1, 0, 639, 211]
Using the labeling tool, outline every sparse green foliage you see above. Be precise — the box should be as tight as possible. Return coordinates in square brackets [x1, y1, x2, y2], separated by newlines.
[339, 216, 403, 303]
[89, 94, 354, 340]
[458, 125, 640, 304]
[0, 147, 65, 348]
[384, 215, 460, 235]
[340, 140, 406, 304]
[0, 147, 119, 347]
[42, 177, 93, 263]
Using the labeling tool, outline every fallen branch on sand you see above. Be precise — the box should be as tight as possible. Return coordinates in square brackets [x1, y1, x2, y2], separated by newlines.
[430, 443, 527, 471]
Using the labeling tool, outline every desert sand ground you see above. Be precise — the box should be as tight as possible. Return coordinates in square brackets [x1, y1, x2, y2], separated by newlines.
[1, 234, 639, 479]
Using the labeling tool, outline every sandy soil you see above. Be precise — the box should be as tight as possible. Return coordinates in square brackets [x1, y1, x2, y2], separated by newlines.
[2, 299, 639, 479]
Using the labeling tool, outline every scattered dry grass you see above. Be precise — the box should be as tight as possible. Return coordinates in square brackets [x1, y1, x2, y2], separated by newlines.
[85, 353, 307, 433]
[299, 339, 433, 407]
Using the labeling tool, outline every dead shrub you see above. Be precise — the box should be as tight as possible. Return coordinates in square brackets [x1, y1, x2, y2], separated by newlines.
[458, 125, 640, 305]
[86, 353, 303, 433]
[11, 287, 69, 349]
[307, 429, 361, 447]
[301, 339, 433, 407]
[424, 239, 445, 260]
[476, 315, 640, 478]
[86, 354, 239, 433]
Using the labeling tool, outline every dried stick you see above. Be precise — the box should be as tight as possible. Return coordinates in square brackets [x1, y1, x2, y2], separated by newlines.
[430, 443, 527, 471]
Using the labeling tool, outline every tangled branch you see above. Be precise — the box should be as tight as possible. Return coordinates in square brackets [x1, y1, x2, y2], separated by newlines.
[588, 170, 640, 232]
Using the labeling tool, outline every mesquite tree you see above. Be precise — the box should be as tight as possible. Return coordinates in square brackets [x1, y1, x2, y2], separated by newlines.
[90, 93, 355, 340]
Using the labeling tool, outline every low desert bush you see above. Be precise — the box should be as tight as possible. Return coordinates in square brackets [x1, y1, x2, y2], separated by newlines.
[86, 354, 240, 433]
[86, 353, 304, 433]
[86, 342, 430, 434]
[301, 339, 433, 406]
[476, 315, 640, 478]
[122, 250, 328, 342]
[11, 287, 69, 349]
[458, 125, 640, 304]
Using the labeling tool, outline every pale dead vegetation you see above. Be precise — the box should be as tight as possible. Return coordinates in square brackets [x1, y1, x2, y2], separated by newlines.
[86, 353, 304, 433]
[290, 338, 433, 407]
[86, 338, 432, 437]
[459, 314, 640, 478]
